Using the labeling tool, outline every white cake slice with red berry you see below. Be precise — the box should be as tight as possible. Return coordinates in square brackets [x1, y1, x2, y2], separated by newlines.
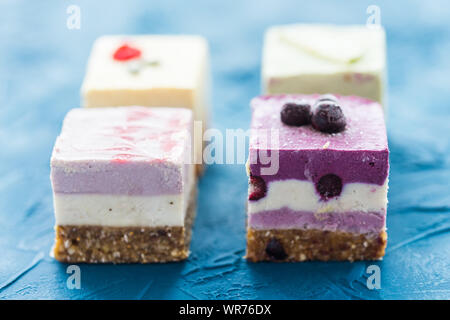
[81, 35, 210, 170]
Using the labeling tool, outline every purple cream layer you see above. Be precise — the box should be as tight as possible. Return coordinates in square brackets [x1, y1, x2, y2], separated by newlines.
[249, 94, 389, 186]
[51, 161, 183, 195]
[248, 208, 385, 234]
[50, 106, 192, 196]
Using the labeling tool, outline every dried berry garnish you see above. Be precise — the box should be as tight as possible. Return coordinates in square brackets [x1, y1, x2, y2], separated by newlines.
[265, 238, 287, 260]
[316, 174, 342, 200]
[280, 102, 312, 126]
[311, 102, 346, 133]
[113, 44, 142, 61]
[248, 175, 267, 201]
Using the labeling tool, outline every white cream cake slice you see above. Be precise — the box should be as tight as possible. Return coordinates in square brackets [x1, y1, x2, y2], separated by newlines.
[262, 24, 386, 107]
[81, 35, 210, 168]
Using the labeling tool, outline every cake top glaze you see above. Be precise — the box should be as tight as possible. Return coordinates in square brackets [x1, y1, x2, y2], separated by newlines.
[52, 106, 192, 166]
[250, 94, 387, 152]
[82, 35, 208, 91]
[263, 24, 386, 76]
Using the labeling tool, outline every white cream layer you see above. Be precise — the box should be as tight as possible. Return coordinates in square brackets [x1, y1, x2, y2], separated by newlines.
[54, 193, 186, 227]
[55, 161, 195, 227]
[248, 179, 388, 215]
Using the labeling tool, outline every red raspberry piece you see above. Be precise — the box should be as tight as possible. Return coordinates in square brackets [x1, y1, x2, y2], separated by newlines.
[113, 44, 141, 61]
[248, 175, 267, 201]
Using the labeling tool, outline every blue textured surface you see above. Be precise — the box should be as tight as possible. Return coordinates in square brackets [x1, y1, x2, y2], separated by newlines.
[0, 0, 449, 300]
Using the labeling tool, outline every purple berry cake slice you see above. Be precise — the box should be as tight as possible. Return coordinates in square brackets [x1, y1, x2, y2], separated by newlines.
[246, 94, 389, 262]
[50, 106, 196, 263]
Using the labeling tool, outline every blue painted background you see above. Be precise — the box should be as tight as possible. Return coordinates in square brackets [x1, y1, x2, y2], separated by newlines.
[0, 0, 449, 299]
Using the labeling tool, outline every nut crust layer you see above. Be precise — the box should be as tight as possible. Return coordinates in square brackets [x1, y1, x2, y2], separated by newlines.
[246, 228, 387, 262]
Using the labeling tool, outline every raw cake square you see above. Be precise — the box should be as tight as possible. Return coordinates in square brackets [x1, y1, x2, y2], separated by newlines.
[246, 94, 389, 262]
[81, 35, 210, 168]
[50, 106, 196, 263]
[262, 24, 386, 106]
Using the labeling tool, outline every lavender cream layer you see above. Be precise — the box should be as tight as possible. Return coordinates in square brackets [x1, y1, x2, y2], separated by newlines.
[50, 106, 195, 227]
[247, 94, 389, 236]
